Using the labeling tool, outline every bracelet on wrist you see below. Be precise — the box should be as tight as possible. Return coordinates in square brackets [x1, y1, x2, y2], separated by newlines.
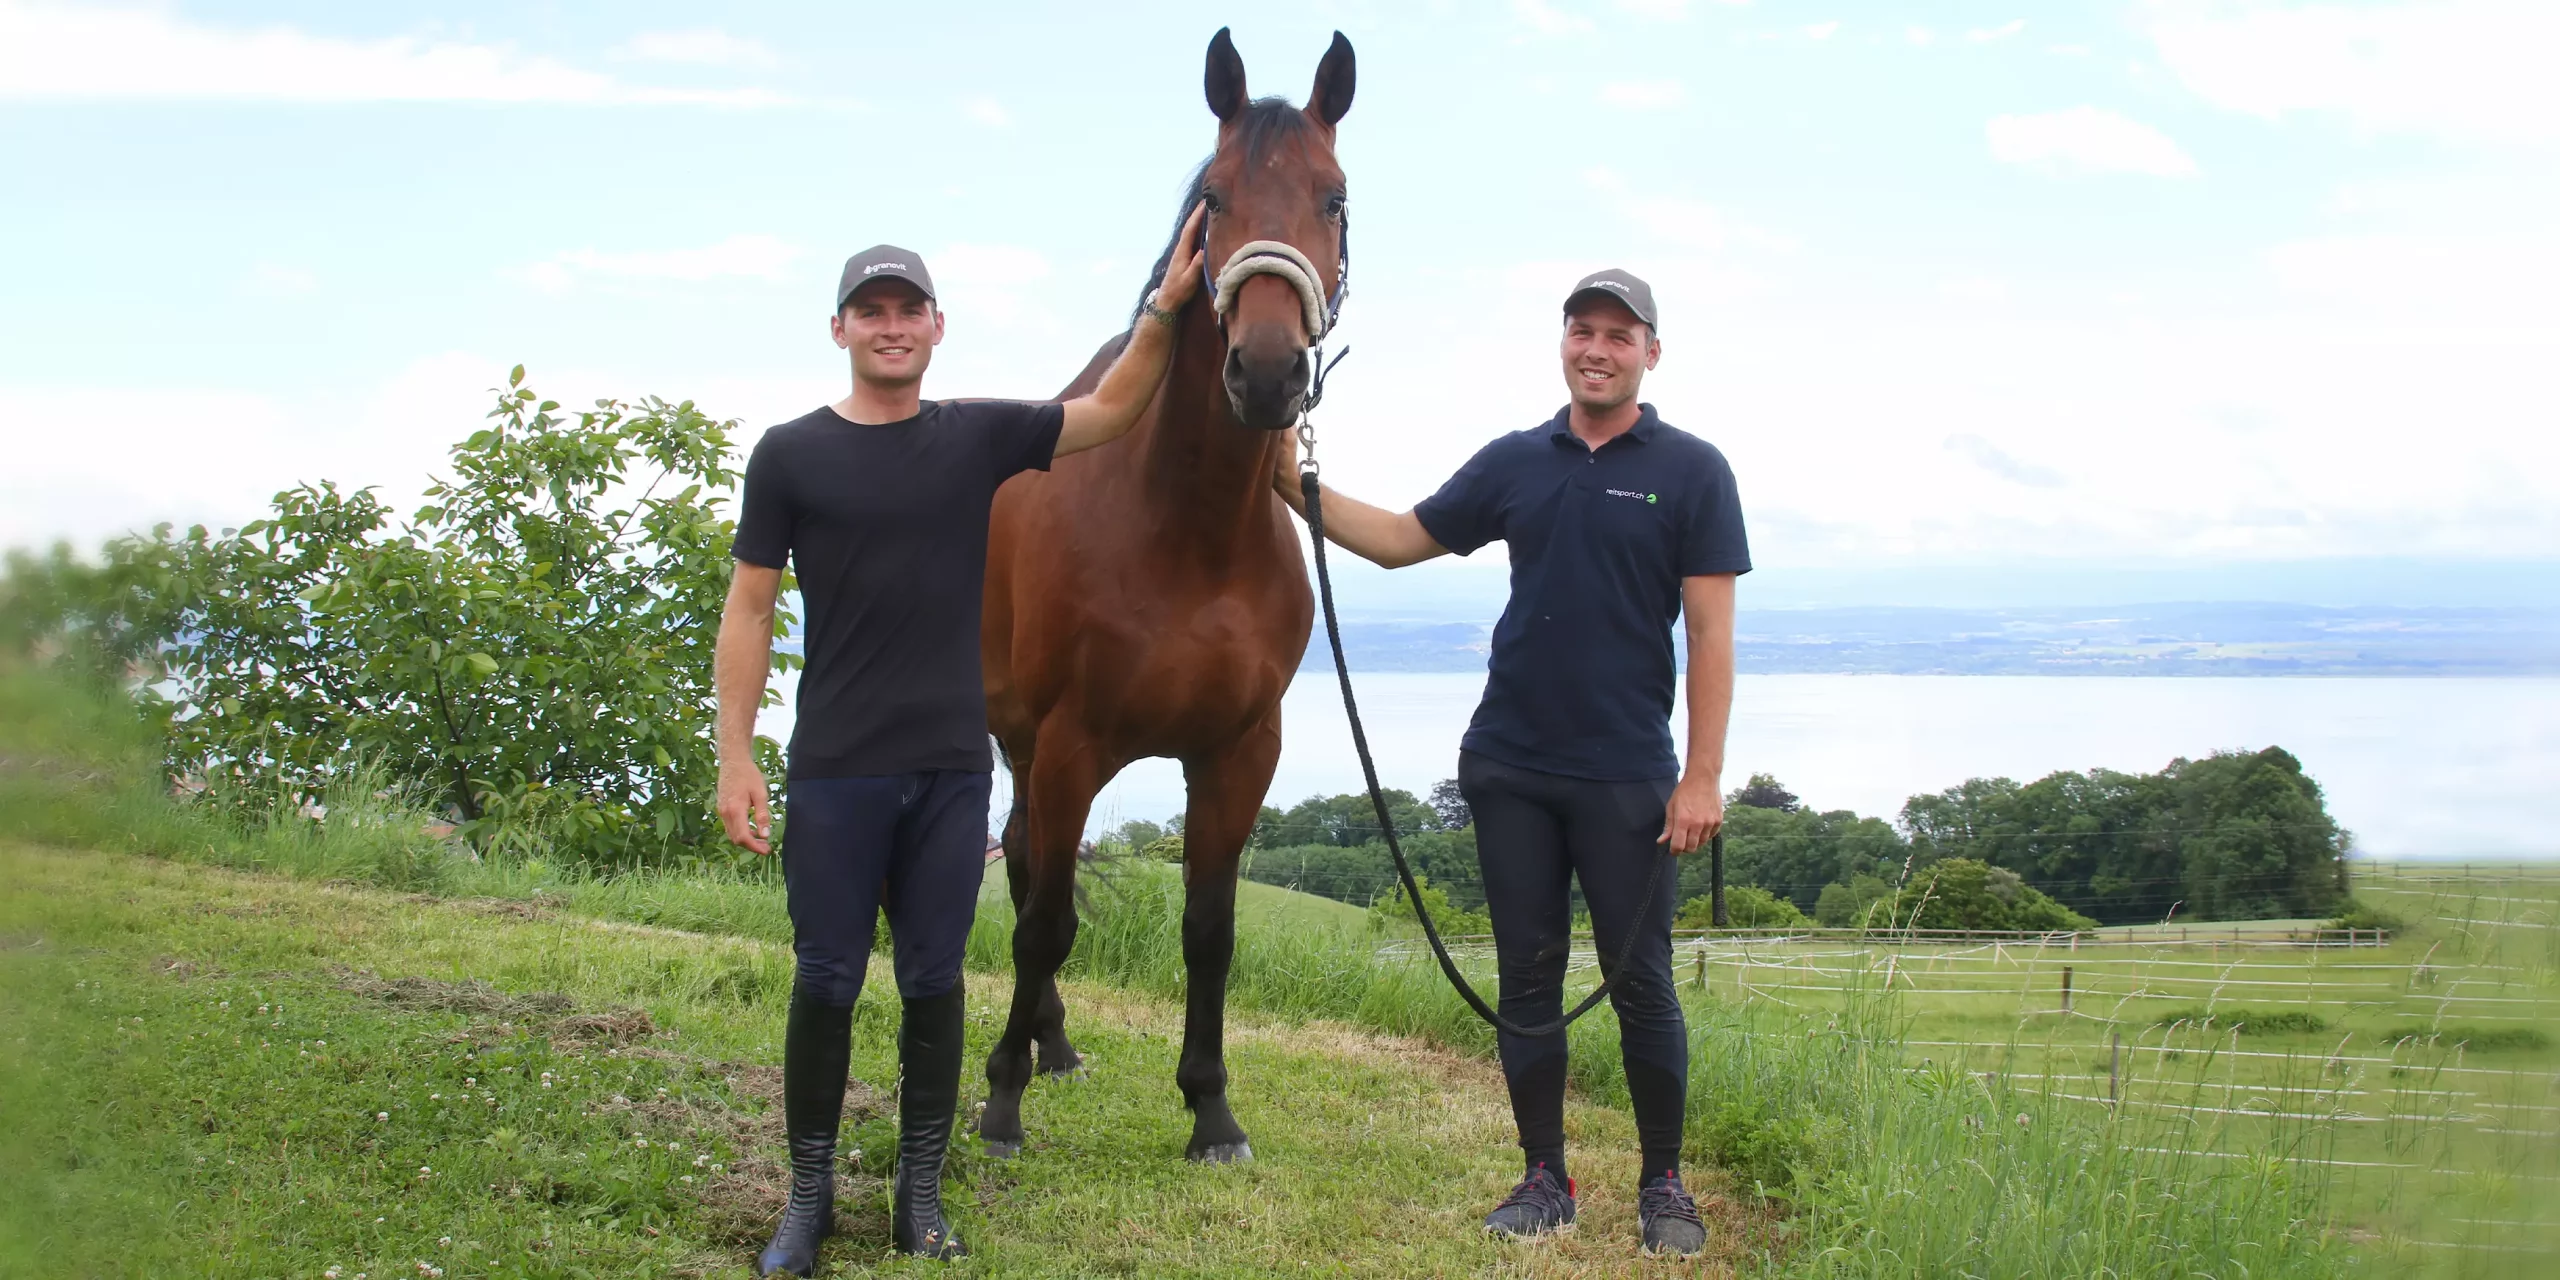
[1142, 293, 1180, 327]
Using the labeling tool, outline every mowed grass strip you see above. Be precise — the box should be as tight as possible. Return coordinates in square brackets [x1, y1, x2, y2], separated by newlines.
[0, 842, 1777, 1278]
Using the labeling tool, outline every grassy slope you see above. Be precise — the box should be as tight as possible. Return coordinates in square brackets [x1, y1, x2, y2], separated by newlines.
[0, 842, 1777, 1279]
[0, 665, 2459, 1278]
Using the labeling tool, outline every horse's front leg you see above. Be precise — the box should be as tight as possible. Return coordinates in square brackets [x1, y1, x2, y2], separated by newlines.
[1176, 722, 1281, 1163]
[979, 732, 1102, 1158]
[997, 781, 1079, 1076]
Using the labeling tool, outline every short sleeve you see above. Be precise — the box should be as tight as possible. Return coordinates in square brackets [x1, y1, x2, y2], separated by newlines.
[1412, 441, 1508, 557]
[730, 431, 792, 569]
[1680, 446, 1752, 577]
[956, 400, 1066, 482]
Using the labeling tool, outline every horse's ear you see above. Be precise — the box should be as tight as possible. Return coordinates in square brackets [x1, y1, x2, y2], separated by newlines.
[1307, 31, 1355, 128]
[1204, 27, 1248, 123]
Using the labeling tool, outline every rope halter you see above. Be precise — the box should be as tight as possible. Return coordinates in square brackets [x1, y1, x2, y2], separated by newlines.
[1210, 239, 1334, 341]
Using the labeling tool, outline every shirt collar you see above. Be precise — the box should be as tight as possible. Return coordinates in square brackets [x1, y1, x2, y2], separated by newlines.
[1547, 402, 1661, 448]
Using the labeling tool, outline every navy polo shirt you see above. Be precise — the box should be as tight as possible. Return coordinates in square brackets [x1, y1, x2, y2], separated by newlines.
[1414, 403, 1750, 781]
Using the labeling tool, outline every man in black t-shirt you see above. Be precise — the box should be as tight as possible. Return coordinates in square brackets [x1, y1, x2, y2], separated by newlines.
[716, 216, 1204, 1273]
[1273, 269, 1746, 1258]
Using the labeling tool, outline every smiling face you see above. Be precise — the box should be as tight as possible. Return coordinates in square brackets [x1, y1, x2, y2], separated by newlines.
[1560, 296, 1660, 413]
[832, 278, 944, 391]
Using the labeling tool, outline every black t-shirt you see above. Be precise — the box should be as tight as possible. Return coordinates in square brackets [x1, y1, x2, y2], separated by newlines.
[731, 400, 1065, 778]
[1414, 404, 1750, 781]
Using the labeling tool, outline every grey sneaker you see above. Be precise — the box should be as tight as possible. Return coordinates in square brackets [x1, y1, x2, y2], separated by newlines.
[1638, 1173, 1707, 1255]
[1483, 1164, 1576, 1238]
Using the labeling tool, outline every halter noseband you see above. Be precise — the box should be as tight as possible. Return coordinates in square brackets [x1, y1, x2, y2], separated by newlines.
[1197, 211, 1351, 343]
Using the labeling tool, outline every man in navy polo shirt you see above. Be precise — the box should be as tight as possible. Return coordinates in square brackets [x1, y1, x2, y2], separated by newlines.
[1274, 269, 1746, 1256]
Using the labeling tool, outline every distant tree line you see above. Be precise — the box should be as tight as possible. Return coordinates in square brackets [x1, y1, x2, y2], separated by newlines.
[1182, 751, 2351, 929]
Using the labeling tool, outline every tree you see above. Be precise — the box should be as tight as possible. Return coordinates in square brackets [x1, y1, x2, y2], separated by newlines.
[1813, 875, 1894, 928]
[1686, 802, 1908, 913]
[121, 369, 781, 866]
[1886, 859, 2095, 932]
[1677, 884, 1809, 930]
[1368, 872, 1491, 937]
[1261, 789, 1434, 848]
[1427, 776, 1471, 830]
[1728, 772, 1800, 812]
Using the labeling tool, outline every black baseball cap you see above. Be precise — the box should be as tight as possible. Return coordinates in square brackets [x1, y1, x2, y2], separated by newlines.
[837, 245, 936, 310]
[1563, 268, 1659, 332]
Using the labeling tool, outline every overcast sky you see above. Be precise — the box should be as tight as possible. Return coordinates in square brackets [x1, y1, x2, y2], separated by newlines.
[4, 0, 2554, 591]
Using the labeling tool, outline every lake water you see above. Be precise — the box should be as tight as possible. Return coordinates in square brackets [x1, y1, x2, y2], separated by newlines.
[761, 675, 2560, 858]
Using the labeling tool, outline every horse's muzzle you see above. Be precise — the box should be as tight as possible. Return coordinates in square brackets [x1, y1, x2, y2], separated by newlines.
[1222, 343, 1310, 431]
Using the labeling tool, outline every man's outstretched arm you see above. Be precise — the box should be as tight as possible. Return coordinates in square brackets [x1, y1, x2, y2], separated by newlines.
[1270, 440, 1451, 569]
[714, 561, 784, 855]
[1055, 202, 1209, 458]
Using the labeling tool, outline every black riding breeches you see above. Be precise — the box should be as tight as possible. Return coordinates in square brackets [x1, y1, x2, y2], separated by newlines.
[1459, 749, 1688, 1180]
[779, 770, 990, 1007]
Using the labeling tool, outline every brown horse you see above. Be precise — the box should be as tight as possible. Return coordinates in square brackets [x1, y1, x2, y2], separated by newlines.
[977, 29, 1353, 1164]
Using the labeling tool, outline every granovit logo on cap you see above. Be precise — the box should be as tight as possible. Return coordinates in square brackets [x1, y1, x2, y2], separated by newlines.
[863, 262, 911, 275]
[1593, 280, 1631, 293]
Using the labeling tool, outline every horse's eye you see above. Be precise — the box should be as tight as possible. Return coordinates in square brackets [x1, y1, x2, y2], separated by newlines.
[1325, 195, 1347, 220]
[1203, 191, 1224, 215]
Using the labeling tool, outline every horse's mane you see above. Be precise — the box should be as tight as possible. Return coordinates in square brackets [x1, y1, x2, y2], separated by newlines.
[1130, 97, 1316, 327]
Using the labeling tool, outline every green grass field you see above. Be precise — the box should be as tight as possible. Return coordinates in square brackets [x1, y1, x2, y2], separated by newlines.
[3, 664, 2550, 1276]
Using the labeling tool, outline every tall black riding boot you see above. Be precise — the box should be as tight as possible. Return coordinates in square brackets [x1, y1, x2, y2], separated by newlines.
[892, 985, 969, 1260]
[759, 985, 853, 1277]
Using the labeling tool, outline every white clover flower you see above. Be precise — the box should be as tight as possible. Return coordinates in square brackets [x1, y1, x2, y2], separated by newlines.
[322, 1269, 339, 1279]
[436, 1237, 451, 1248]
[375, 1112, 389, 1122]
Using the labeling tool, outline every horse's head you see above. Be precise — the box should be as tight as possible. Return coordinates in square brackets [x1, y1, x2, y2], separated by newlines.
[1197, 28, 1354, 431]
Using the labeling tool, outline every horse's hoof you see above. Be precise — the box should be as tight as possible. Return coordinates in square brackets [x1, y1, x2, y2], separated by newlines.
[982, 1137, 1023, 1160]
[1034, 1046, 1083, 1077]
[1186, 1141, 1252, 1165]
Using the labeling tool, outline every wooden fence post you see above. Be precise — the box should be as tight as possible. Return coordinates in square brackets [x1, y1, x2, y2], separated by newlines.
[2061, 965, 2074, 1013]
[2109, 1029, 2123, 1106]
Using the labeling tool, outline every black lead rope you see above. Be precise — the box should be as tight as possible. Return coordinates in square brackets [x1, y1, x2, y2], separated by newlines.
[1299, 461, 1701, 1040]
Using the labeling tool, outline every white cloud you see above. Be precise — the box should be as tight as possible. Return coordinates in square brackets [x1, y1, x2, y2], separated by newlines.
[519, 234, 804, 293]
[608, 28, 779, 69]
[1967, 19, 2026, 43]
[0, 1, 781, 104]
[1599, 80, 1686, 109]
[1805, 21, 1842, 40]
[1905, 25, 1937, 46]
[1945, 434, 2065, 487]
[1513, 0, 1594, 36]
[1987, 107, 2199, 177]
[963, 97, 1010, 127]
[2147, 0, 2559, 146]
[1615, 0, 1752, 16]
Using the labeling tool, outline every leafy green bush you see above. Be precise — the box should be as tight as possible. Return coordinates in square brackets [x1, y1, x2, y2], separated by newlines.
[1814, 874, 1895, 927]
[94, 369, 788, 867]
[2153, 1007, 2330, 1035]
[1888, 858, 2098, 932]
[1366, 872, 1492, 937]
[1675, 883, 1810, 930]
[1697, 1097, 1843, 1200]
[2323, 898, 2406, 933]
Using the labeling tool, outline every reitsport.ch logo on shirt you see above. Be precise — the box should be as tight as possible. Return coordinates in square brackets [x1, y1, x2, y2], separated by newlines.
[1605, 488, 1660, 504]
